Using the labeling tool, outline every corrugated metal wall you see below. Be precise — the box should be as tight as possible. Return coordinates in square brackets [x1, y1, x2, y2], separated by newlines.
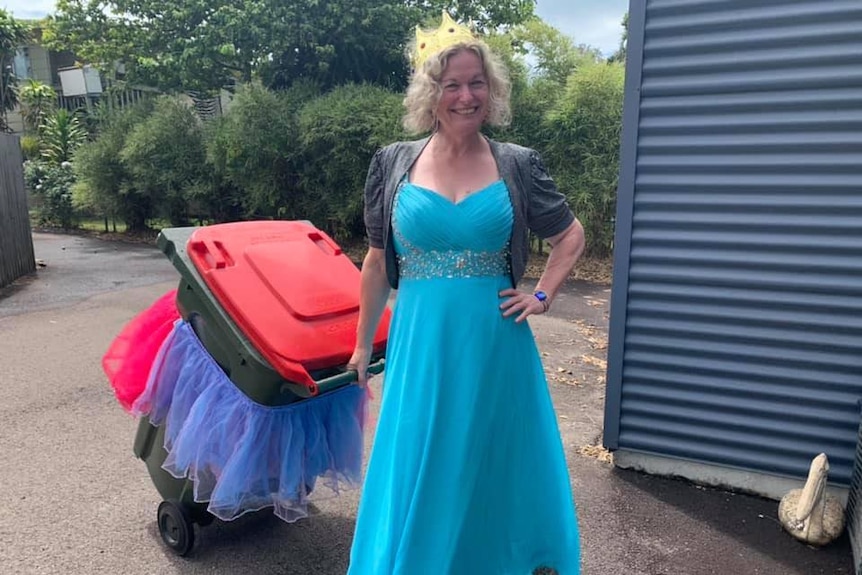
[605, 0, 862, 485]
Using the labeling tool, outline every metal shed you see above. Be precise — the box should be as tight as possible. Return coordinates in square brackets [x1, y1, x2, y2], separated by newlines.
[603, 0, 862, 499]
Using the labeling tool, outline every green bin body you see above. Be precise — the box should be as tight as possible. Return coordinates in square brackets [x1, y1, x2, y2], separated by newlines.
[133, 415, 211, 524]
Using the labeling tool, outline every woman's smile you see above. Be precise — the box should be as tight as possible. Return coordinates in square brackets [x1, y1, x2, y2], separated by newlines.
[436, 50, 489, 132]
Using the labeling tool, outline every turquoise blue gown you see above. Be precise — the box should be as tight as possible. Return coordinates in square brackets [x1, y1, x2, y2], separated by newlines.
[348, 180, 581, 575]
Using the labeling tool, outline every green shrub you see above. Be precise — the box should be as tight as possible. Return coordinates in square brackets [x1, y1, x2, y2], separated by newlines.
[195, 117, 243, 223]
[120, 96, 205, 226]
[206, 83, 305, 219]
[19, 79, 57, 134]
[73, 100, 155, 231]
[543, 62, 625, 258]
[296, 83, 404, 239]
[20, 135, 41, 161]
[24, 160, 76, 229]
[40, 109, 88, 164]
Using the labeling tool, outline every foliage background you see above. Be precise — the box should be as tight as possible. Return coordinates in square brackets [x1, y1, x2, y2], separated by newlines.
[8, 3, 627, 259]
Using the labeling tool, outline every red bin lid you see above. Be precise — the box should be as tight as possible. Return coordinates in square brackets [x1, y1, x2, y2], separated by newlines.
[186, 221, 389, 389]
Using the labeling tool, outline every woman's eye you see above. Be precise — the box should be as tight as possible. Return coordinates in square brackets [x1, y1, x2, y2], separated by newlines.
[445, 84, 459, 91]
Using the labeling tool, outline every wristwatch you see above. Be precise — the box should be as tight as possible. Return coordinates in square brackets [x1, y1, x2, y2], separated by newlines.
[533, 290, 550, 312]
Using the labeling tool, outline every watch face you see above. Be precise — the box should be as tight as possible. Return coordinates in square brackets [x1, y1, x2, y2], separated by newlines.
[534, 291, 547, 301]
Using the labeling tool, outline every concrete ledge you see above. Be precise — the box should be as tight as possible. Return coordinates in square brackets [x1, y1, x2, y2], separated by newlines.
[613, 449, 849, 504]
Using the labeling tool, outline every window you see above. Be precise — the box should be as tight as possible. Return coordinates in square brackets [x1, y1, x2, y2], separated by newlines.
[12, 48, 30, 80]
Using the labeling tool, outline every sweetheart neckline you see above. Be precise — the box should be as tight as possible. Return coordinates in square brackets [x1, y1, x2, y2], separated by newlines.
[403, 179, 505, 206]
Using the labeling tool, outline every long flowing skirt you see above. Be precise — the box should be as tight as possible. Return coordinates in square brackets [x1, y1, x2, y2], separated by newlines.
[348, 274, 581, 574]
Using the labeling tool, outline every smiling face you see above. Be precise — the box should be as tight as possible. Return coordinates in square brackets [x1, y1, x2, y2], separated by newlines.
[434, 48, 489, 136]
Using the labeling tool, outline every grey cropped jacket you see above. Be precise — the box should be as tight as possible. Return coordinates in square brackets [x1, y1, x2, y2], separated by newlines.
[363, 136, 575, 290]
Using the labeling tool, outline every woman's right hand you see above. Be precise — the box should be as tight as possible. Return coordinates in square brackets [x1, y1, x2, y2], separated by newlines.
[350, 247, 391, 389]
[347, 346, 373, 388]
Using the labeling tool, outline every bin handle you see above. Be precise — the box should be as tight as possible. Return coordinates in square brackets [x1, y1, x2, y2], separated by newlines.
[308, 231, 343, 256]
[189, 239, 228, 270]
[315, 359, 386, 395]
[278, 359, 385, 398]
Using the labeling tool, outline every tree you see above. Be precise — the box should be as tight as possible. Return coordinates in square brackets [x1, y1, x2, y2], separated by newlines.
[40, 108, 87, 163]
[608, 12, 628, 64]
[46, 0, 537, 94]
[409, 0, 535, 34]
[0, 10, 29, 132]
[485, 20, 601, 175]
[260, 1, 415, 91]
[47, 0, 411, 92]
[19, 79, 57, 134]
[509, 18, 601, 86]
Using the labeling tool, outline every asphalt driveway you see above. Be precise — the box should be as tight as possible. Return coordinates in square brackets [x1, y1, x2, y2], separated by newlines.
[0, 231, 853, 574]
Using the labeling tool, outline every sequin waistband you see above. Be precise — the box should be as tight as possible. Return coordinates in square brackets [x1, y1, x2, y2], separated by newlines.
[396, 249, 510, 280]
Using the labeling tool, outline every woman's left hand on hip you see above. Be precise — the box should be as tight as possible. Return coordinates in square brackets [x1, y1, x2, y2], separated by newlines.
[499, 288, 546, 323]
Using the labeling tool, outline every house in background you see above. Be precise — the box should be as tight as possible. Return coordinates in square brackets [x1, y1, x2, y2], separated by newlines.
[8, 25, 155, 134]
[9, 25, 75, 132]
[12, 37, 75, 88]
[604, 0, 862, 504]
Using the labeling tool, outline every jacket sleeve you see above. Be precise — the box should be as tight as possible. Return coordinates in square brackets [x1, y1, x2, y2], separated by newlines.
[363, 148, 385, 248]
[527, 149, 575, 239]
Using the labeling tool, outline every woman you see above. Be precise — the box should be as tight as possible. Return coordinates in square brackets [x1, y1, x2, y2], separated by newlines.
[347, 15, 585, 575]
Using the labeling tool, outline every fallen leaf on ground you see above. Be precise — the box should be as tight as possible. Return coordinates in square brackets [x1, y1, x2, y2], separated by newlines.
[586, 336, 608, 350]
[580, 355, 608, 370]
[578, 444, 613, 463]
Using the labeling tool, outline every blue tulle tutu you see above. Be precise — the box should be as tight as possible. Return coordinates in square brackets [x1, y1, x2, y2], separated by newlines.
[132, 320, 367, 523]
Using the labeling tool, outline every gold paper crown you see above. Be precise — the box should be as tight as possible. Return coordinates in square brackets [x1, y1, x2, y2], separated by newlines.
[412, 12, 475, 69]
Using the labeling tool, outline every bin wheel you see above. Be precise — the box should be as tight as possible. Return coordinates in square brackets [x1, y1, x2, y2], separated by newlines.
[157, 500, 195, 556]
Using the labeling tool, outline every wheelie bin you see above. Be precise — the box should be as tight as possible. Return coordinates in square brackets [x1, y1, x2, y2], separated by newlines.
[132, 221, 389, 555]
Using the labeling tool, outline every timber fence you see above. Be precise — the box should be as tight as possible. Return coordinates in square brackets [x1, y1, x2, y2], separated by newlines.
[0, 134, 35, 288]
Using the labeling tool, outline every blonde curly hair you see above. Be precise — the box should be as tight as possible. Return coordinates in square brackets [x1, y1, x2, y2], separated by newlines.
[402, 40, 512, 135]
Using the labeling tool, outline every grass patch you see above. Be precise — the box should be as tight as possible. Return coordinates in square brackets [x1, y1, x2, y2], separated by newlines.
[78, 218, 128, 233]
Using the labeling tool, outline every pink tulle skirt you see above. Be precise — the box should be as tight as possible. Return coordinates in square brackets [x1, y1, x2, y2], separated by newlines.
[102, 290, 180, 411]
